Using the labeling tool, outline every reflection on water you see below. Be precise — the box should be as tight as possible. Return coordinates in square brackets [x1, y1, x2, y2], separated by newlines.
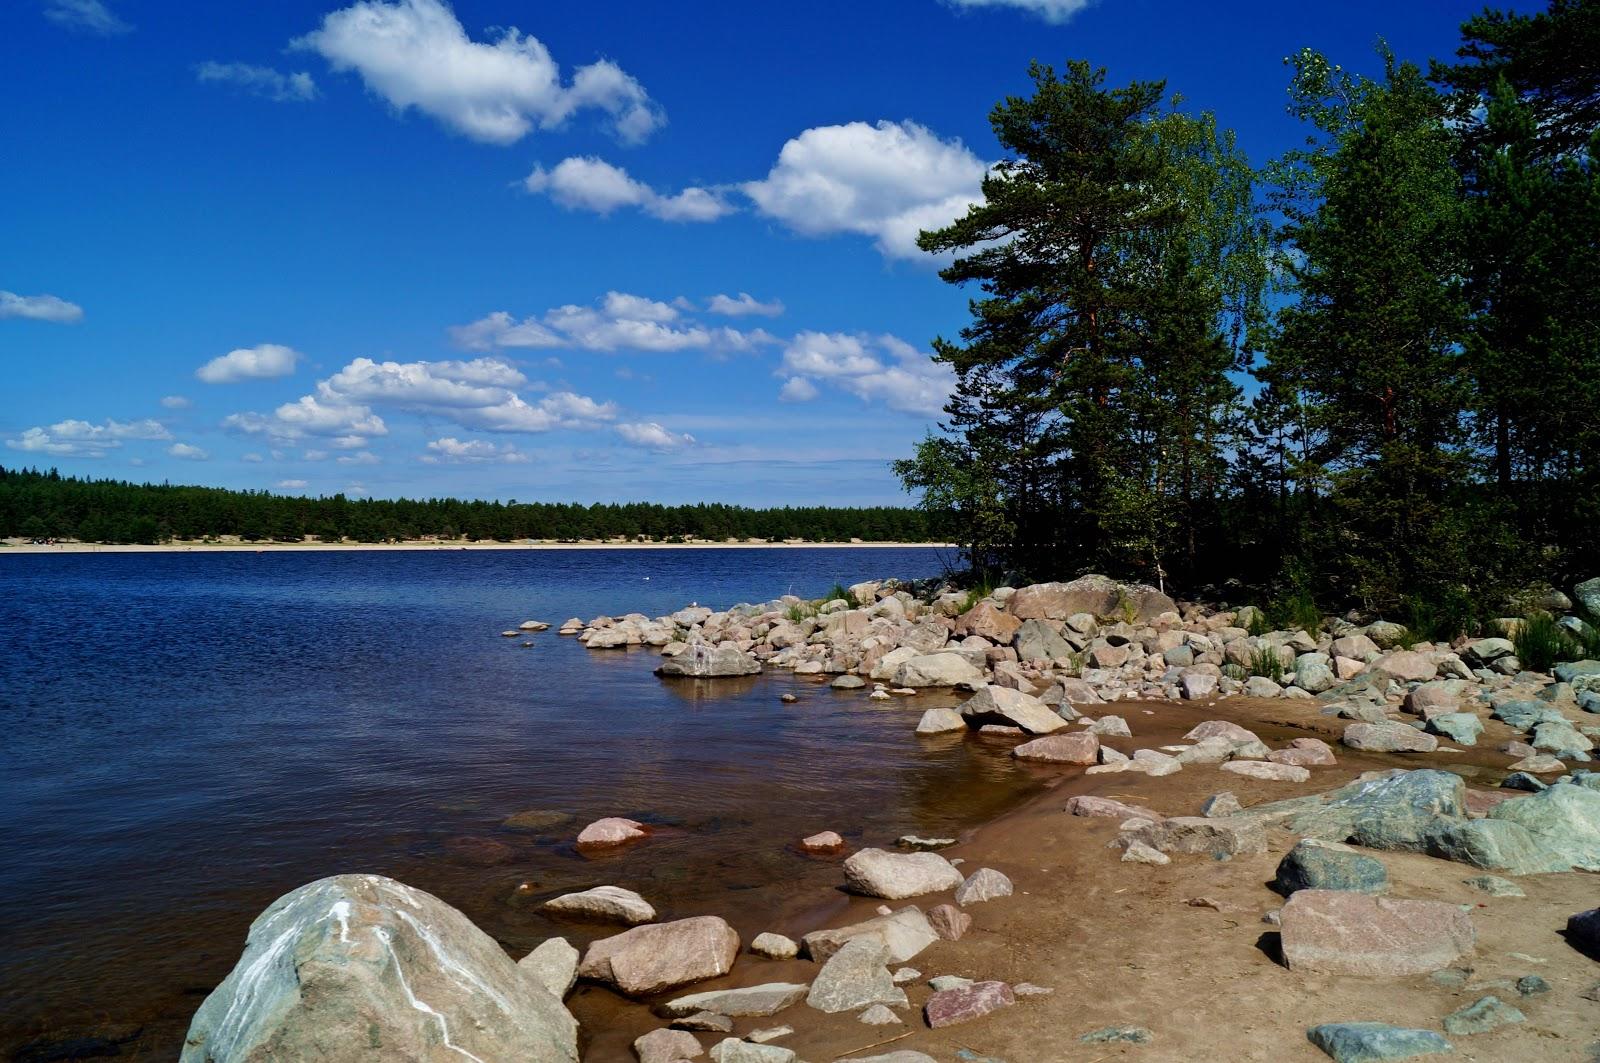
[0, 548, 1046, 1059]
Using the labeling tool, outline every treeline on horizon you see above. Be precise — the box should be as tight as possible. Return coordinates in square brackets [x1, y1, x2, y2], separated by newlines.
[898, 0, 1600, 632]
[0, 467, 942, 545]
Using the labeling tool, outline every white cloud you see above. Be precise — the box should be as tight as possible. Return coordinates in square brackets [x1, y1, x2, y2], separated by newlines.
[422, 437, 530, 464]
[331, 434, 368, 449]
[275, 394, 387, 437]
[944, 0, 1094, 23]
[197, 61, 318, 102]
[744, 121, 988, 260]
[0, 291, 84, 323]
[777, 331, 954, 416]
[196, 343, 301, 383]
[168, 442, 209, 460]
[294, 0, 662, 145]
[242, 452, 264, 462]
[322, 356, 527, 407]
[275, 479, 309, 490]
[160, 395, 192, 409]
[303, 449, 329, 461]
[451, 291, 774, 355]
[344, 484, 371, 497]
[5, 417, 170, 458]
[523, 157, 731, 222]
[706, 292, 784, 317]
[615, 422, 696, 451]
[336, 450, 381, 465]
[44, 0, 130, 36]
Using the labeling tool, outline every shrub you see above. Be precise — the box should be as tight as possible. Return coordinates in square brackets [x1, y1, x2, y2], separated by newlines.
[1245, 609, 1271, 637]
[823, 581, 853, 605]
[1249, 645, 1285, 684]
[1513, 612, 1570, 673]
[1222, 662, 1247, 681]
[1266, 591, 1323, 635]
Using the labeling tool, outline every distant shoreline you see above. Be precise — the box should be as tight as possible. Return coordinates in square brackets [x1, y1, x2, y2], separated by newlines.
[0, 538, 955, 555]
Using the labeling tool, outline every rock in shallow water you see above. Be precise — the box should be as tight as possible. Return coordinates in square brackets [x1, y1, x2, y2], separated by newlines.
[579, 916, 740, 996]
[181, 874, 578, 1063]
[842, 848, 964, 899]
[634, 1027, 705, 1063]
[658, 983, 808, 1019]
[519, 936, 579, 999]
[542, 885, 655, 925]
[750, 932, 798, 959]
[577, 817, 648, 847]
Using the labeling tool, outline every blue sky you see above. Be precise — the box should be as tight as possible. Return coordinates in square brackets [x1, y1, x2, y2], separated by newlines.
[1, 0, 1511, 505]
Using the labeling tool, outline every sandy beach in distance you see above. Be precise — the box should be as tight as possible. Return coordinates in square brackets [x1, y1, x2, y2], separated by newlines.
[0, 538, 954, 555]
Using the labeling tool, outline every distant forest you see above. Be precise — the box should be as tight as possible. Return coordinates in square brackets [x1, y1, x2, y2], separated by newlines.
[0, 467, 941, 545]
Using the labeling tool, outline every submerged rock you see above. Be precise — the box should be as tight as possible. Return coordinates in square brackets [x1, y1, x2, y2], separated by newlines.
[181, 874, 578, 1063]
[577, 817, 648, 848]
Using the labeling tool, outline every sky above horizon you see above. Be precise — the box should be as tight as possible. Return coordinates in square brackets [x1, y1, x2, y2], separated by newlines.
[2, 0, 1514, 506]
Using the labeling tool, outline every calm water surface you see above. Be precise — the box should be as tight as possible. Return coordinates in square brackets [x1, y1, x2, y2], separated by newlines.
[0, 547, 1047, 1060]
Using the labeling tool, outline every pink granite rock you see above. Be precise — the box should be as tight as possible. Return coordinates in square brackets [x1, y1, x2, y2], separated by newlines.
[1222, 760, 1310, 782]
[1011, 732, 1100, 764]
[576, 817, 647, 848]
[925, 980, 1015, 1028]
[1279, 890, 1475, 976]
[927, 903, 971, 941]
[801, 830, 845, 853]
[578, 916, 741, 996]
[1267, 740, 1336, 767]
[1183, 720, 1261, 745]
[1064, 795, 1163, 821]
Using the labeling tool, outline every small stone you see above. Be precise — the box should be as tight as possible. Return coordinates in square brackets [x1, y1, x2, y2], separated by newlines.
[1461, 875, 1524, 898]
[924, 980, 1015, 1028]
[1515, 975, 1549, 997]
[896, 835, 955, 851]
[858, 1004, 902, 1025]
[1429, 968, 1471, 988]
[780, 693, 798, 703]
[832, 675, 867, 689]
[747, 1026, 792, 1044]
[1121, 840, 1170, 865]
[1013, 982, 1053, 996]
[577, 817, 648, 847]
[891, 967, 921, 984]
[1201, 792, 1241, 817]
[1306, 1022, 1453, 1063]
[954, 867, 1013, 907]
[928, 975, 973, 991]
[750, 932, 798, 959]
[673, 1012, 733, 1033]
[1442, 994, 1525, 1035]
[634, 1027, 705, 1063]
[1222, 760, 1310, 783]
[1273, 839, 1388, 896]
[927, 903, 972, 941]
[801, 830, 845, 853]
[1079, 1026, 1153, 1044]
[708, 1037, 796, 1063]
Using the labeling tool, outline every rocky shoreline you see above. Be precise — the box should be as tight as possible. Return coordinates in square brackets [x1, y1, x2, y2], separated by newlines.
[182, 576, 1600, 1062]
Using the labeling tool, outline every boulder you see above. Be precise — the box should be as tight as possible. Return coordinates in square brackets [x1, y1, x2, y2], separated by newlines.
[1374, 651, 1438, 683]
[1486, 783, 1600, 871]
[656, 643, 761, 678]
[926, 903, 971, 941]
[957, 685, 1067, 735]
[955, 601, 1020, 643]
[914, 707, 966, 735]
[1305, 1023, 1452, 1063]
[1342, 723, 1438, 754]
[1279, 890, 1475, 976]
[1011, 732, 1099, 764]
[1575, 577, 1600, 617]
[954, 868, 1013, 907]
[634, 1028, 705, 1063]
[801, 906, 937, 964]
[1293, 653, 1338, 693]
[1181, 672, 1218, 700]
[1270, 738, 1338, 767]
[577, 817, 649, 847]
[804, 938, 907, 1014]
[1330, 634, 1380, 661]
[519, 937, 579, 999]
[1244, 676, 1284, 698]
[750, 932, 798, 960]
[1010, 576, 1121, 620]
[579, 916, 741, 996]
[542, 886, 656, 925]
[893, 653, 983, 689]
[923, 980, 1015, 1028]
[1065, 795, 1163, 821]
[1274, 839, 1388, 895]
[1405, 684, 1461, 717]
[1567, 907, 1600, 957]
[1013, 619, 1072, 662]
[841, 849, 963, 899]
[1184, 720, 1261, 745]
[180, 875, 577, 1063]
[658, 983, 808, 1019]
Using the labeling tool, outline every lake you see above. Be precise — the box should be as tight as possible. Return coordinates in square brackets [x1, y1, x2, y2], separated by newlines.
[0, 547, 1046, 1060]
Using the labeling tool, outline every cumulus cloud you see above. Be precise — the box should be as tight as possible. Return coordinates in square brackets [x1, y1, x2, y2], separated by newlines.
[777, 331, 954, 416]
[44, 0, 130, 36]
[451, 291, 774, 355]
[168, 442, 209, 460]
[422, 437, 530, 463]
[336, 450, 381, 465]
[196, 343, 301, 383]
[197, 61, 318, 102]
[294, 0, 662, 145]
[160, 395, 192, 409]
[706, 292, 784, 317]
[744, 120, 989, 260]
[523, 157, 732, 222]
[615, 422, 695, 451]
[275, 479, 309, 490]
[5, 417, 171, 458]
[943, 0, 1094, 22]
[1, 291, 84, 323]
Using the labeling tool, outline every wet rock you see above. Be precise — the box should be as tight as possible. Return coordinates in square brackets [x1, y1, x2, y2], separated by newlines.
[1306, 1022, 1452, 1062]
[750, 932, 798, 959]
[1222, 760, 1310, 783]
[1274, 839, 1388, 896]
[1079, 1026, 1154, 1044]
[444, 835, 516, 866]
[958, 685, 1068, 734]
[673, 1013, 733, 1033]
[954, 868, 1013, 906]
[181, 874, 578, 1063]
[1342, 723, 1439, 754]
[927, 903, 972, 941]
[577, 817, 649, 847]
[519, 936, 580, 998]
[801, 830, 845, 853]
[543, 885, 656, 925]
[709, 1038, 795, 1063]
[503, 809, 575, 831]
[1011, 731, 1099, 763]
[579, 916, 741, 996]
[914, 707, 966, 735]
[842, 849, 963, 899]
[832, 674, 867, 690]
[924, 980, 1015, 1028]
[801, 906, 938, 964]
[805, 938, 908, 1014]
[634, 1027, 705, 1063]
[1461, 875, 1524, 897]
[858, 1004, 902, 1025]
[1442, 995, 1524, 1035]
[657, 643, 762, 678]
[1280, 890, 1475, 976]
[658, 984, 808, 1019]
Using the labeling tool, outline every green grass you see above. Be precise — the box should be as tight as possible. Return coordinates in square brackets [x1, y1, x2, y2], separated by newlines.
[785, 602, 818, 623]
[1248, 645, 1285, 684]
[1245, 608, 1271, 637]
[1262, 591, 1323, 635]
[822, 581, 853, 605]
[1513, 612, 1571, 673]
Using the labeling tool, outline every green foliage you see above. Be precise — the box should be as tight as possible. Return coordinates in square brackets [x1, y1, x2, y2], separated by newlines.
[1514, 611, 1571, 672]
[1245, 609, 1272, 637]
[1248, 645, 1286, 683]
[823, 582, 853, 605]
[1266, 590, 1324, 635]
[785, 602, 818, 623]
[1222, 662, 1248, 681]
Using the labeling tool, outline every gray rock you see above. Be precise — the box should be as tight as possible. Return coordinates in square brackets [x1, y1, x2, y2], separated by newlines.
[1245, 675, 1284, 698]
[857, 1004, 901, 1025]
[750, 932, 798, 959]
[181, 875, 578, 1063]
[805, 938, 908, 1014]
[673, 1012, 733, 1033]
[1295, 653, 1338, 693]
[800, 906, 937, 964]
[1274, 839, 1388, 896]
[842, 849, 963, 900]
[831, 674, 867, 689]
[1201, 792, 1242, 817]
[1487, 782, 1600, 871]
[957, 685, 1068, 734]
[658, 983, 809, 1019]
[1080, 1026, 1154, 1044]
[1181, 671, 1218, 699]
[520, 936, 580, 998]
[954, 867, 1013, 907]
[709, 1038, 795, 1063]
[1426, 713, 1483, 746]
[1423, 818, 1570, 875]
[542, 885, 656, 925]
[579, 916, 741, 996]
[657, 642, 762, 677]
[1575, 578, 1600, 617]
[1515, 974, 1549, 996]
[634, 1028, 705, 1063]
[1306, 1022, 1453, 1062]
[1442, 995, 1525, 1035]
[1014, 619, 1072, 662]
[1125, 815, 1266, 857]
[894, 652, 983, 689]
[914, 707, 965, 735]
[1342, 722, 1439, 754]
[1461, 874, 1524, 897]
[839, 1054, 936, 1063]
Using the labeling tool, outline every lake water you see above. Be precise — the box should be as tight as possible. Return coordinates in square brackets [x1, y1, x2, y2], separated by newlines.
[0, 547, 1047, 1060]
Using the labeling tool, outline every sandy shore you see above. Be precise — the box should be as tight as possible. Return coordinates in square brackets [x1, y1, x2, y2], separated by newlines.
[0, 539, 953, 555]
